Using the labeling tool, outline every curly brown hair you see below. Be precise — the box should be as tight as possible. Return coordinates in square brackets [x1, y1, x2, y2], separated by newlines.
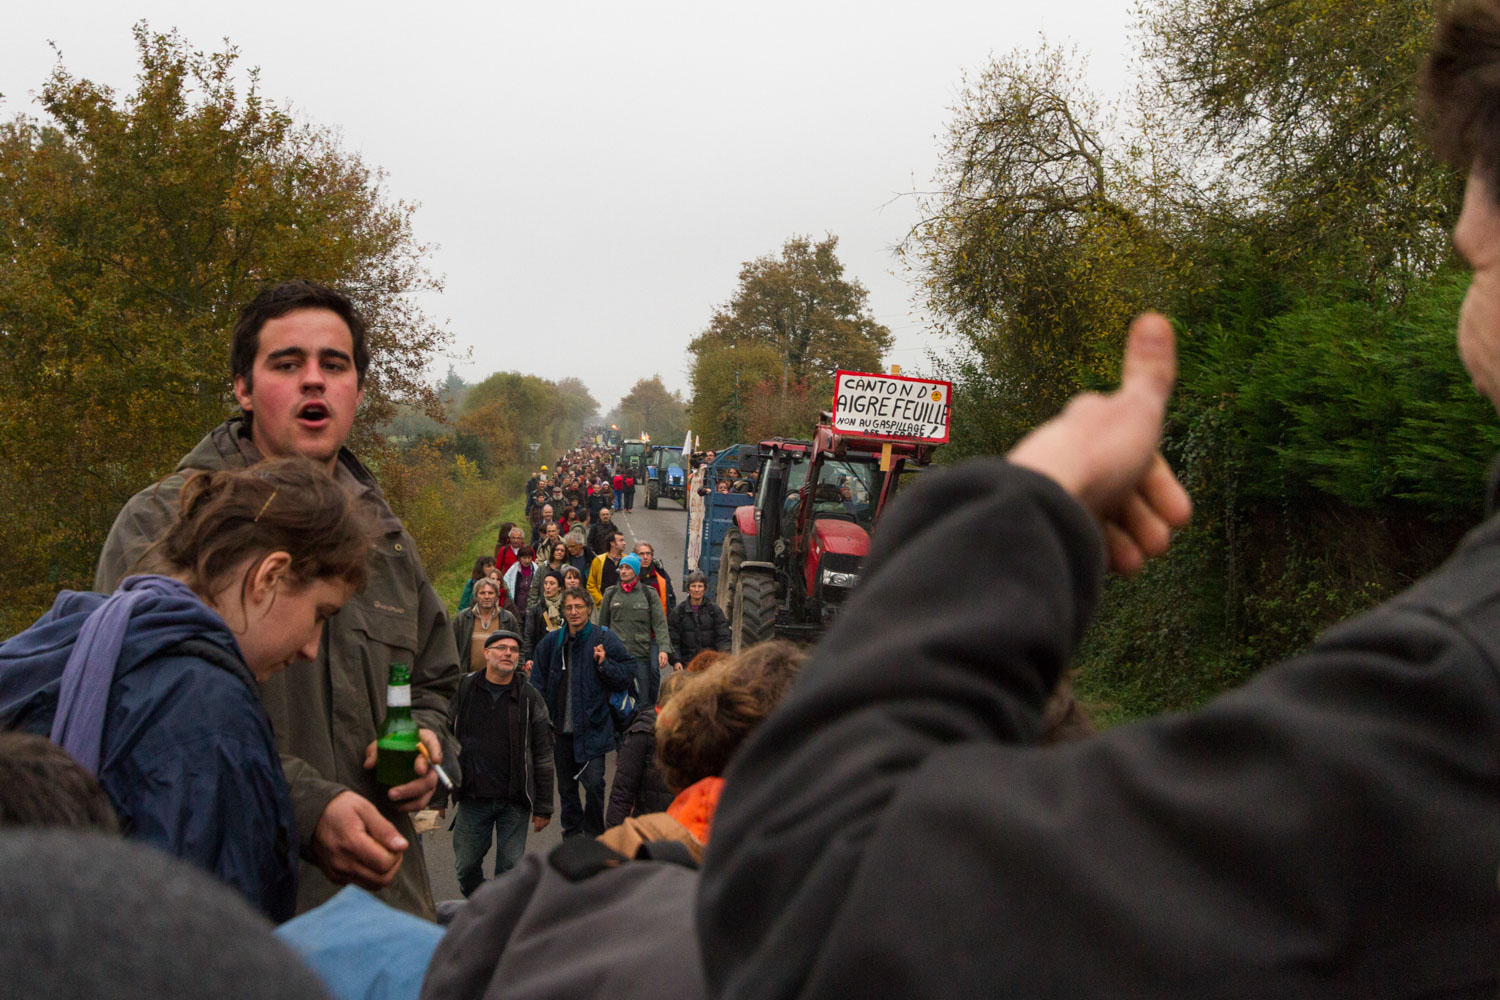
[1425, 0, 1500, 182]
[684, 649, 729, 673]
[656, 640, 804, 793]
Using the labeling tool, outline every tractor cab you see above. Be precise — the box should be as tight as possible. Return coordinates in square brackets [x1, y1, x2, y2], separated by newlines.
[721, 413, 936, 648]
[644, 445, 687, 508]
[618, 439, 648, 473]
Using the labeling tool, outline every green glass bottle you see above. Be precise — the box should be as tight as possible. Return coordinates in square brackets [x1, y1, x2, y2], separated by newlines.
[375, 662, 420, 786]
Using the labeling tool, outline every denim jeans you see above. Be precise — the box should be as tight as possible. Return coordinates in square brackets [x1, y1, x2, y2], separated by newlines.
[613, 489, 624, 510]
[554, 734, 607, 837]
[452, 798, 530, 897]
[634, 644, 662, 712]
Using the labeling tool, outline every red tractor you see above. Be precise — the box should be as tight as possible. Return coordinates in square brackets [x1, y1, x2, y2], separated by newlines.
[716, 413, 938, 650]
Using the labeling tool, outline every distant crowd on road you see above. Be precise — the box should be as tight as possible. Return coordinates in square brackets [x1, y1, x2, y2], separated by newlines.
[4, 8, 1500, 994]
[445, 436, 733, 894]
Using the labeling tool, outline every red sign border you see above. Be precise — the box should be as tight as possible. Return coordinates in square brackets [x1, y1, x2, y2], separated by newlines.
[831, 369, 953, 445]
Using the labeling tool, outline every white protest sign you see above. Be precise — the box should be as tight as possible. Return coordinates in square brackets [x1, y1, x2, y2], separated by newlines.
[832, 370, 952, 444]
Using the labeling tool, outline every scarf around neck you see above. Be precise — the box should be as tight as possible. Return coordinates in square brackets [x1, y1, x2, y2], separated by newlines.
[543, 592, 564, 631]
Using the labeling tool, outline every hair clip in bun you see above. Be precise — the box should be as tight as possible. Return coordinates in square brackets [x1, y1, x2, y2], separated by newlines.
[254, 487, 279, 523]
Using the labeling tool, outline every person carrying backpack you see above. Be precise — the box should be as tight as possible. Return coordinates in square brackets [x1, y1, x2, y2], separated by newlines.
[0, 457, 376, 922]
[529, 587, 634, 838]
[596, 554, 673, 713]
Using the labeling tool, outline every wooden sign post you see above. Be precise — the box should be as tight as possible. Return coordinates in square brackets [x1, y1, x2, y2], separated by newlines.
[879, 365, 900, 472]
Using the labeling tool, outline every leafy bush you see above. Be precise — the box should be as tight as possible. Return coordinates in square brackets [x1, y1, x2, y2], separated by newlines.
[371, 442, 526, 579]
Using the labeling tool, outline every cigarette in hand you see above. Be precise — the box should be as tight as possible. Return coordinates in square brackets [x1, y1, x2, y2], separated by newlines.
[416, 741, 454, 792]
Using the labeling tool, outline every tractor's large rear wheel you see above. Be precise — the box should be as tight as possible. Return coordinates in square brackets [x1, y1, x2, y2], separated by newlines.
[732, 568, 777, 653]
[717, 526, 745, 610]
[645, 484, 658, 509]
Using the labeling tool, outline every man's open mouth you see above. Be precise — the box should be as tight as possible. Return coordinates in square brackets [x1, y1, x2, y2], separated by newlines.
[297, 401, 331, 426]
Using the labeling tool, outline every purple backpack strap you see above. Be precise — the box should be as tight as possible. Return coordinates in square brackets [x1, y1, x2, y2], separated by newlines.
[50, 575, 195, 775]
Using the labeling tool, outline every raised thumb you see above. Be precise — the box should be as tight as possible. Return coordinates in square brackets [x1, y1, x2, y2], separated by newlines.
[1119, 312, 1177, 408]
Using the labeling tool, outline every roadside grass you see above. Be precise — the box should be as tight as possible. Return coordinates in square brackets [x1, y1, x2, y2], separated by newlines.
[432, 498, 526, 614]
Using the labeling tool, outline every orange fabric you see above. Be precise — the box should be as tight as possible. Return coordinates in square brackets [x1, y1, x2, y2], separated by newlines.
[666, 777, 724, 845]
[643, 570, 669, 615]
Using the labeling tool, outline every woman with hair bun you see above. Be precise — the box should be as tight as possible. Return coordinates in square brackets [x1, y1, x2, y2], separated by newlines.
[0, 456, 373, 922]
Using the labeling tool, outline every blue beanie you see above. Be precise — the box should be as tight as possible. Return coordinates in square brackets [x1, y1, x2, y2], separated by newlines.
[620, 553, 642, 576]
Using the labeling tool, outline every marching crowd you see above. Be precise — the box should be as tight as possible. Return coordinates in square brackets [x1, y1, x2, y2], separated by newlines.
[4, 8, 1500, 997]
[443, 438, 733, 895]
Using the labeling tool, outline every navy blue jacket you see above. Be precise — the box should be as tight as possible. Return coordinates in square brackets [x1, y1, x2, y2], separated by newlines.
[529, 622, 634, 762]
[0, 591, 298, 922]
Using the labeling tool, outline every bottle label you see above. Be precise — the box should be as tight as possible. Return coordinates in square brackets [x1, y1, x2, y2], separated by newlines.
[387, 684, 412, 708]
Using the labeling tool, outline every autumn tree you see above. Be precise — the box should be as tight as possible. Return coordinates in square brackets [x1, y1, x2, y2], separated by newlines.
[0, 25, 447, 631]
[615, 375, 688, 442]
[741, 377, 828, 442]
[1140, 0, 1458, 298]
[904, 44, 1187, 437]
[688, 235, 891, 444]
[907, 2, 1481, 718]
[688, 340, 784, 443]
[457, 371, 596, 471]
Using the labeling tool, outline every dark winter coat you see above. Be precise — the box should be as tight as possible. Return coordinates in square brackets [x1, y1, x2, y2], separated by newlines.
[667, 599, 730, 666]
[521, 602, 561, 663]
[565, 549, 594, 580]
[640, 563, 677, 613]
[0, 591, 297, 923]
[529, 623, 634, 763]
[588, 520, 620, 558]
[449, 671, 555, 817]
[419, 841, 702, 1000]
[605, 708, 674, 828]
[588, 486, 609, 518]
[700, 458, 1500, 999]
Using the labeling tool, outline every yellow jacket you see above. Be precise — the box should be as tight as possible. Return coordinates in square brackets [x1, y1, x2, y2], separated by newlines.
[587, 552, 620, 607]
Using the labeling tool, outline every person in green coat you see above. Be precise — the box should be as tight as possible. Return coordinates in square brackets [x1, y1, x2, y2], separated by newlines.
[596, 553, 673, 711]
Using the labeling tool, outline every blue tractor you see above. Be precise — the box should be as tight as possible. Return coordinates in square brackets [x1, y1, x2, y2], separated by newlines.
[644, 444, 686, 509]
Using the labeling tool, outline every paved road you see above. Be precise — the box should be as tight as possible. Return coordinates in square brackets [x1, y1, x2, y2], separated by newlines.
[421, 498, 691, 902]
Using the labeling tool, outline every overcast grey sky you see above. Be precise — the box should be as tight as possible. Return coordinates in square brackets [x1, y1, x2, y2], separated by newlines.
[1, 1, 1137, 414]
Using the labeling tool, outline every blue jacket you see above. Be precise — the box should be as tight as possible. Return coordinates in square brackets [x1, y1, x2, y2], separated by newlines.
[0, 591, 298, 922]
[529, 622, 634, 762]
